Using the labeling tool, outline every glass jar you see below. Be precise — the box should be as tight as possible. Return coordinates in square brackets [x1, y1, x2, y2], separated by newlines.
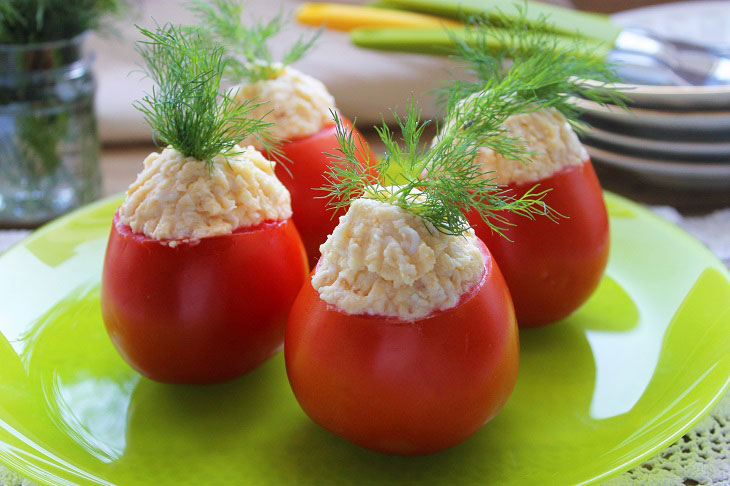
[0, 33, 100, 227]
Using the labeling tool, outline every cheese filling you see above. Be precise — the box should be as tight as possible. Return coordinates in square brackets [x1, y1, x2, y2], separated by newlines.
[312, 197, 485, 321]
[233, 65, 336, 146]
[474, 108, 588, 185]
[119, 145, 291, 243]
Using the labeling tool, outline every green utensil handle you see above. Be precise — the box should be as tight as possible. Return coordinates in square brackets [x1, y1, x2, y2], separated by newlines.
[350, 26, 610, 59]
[377, 0, 621, 44]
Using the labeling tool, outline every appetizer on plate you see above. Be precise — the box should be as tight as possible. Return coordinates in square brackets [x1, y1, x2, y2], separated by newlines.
[101, 25, 308, 384]
[285, 97, 552, 455]
[443, 15, 624, 328]
[191, 0, 376, 268]
[466, 108, 609, 328]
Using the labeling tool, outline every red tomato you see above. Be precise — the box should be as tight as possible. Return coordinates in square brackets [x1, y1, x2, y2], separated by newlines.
[272, 118, 376, 269]
[101, 213, 308, 384]
[285, 240, 519, 455]
[469, 159, 609, 328]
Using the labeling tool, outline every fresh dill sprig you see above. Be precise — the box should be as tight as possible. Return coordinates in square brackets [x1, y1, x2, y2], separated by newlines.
[438, 6, 626, 129]
[0, 0, 126, 44]
[188, 0, 320, 83]
[321, 98, 557, 239]
[133, 23, 277, 168]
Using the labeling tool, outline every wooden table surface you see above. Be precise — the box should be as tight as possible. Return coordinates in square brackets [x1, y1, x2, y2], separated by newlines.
[101, 144, 158, 197]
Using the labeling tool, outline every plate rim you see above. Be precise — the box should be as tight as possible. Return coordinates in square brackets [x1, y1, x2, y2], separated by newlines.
[583, 124, 730, 157]
[576, 98, 730, 133]
[0, 192, 728, 486]
[586, 145, 730, 177]
[0, 194, 123, 258]
[575, 97, 730, 120]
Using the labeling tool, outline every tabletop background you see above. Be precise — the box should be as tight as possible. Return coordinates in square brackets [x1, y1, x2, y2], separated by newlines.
[82, 0, 730, 214]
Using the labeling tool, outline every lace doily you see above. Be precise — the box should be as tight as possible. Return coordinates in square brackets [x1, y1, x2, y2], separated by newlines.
[0, 207, 728, 485]
[604, 390, 730, 485]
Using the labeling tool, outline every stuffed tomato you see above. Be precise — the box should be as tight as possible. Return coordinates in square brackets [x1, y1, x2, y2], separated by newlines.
[101, 146, 308, 384]
[233, 67, 376, 267]
[466, 109, 609, 328]
[285, 197, 519, 455]
[273, 117, 375, 267]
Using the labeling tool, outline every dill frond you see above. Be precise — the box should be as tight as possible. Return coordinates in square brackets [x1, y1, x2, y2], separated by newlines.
[188, 0, 320, 83]
[437, 6, 626, 129]
[0, 0, 126, 44]
[321, 98, 557, 238]
[133, 23, 276, 168]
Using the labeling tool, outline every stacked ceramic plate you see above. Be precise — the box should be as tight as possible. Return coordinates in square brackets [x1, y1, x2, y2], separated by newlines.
[578, 2, 730, 191]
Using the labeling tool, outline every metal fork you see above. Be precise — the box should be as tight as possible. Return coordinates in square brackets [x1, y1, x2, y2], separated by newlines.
[611, 27, 730, 86]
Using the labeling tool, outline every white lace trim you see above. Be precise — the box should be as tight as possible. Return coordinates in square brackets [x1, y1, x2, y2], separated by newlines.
[604, 390, 730, 485]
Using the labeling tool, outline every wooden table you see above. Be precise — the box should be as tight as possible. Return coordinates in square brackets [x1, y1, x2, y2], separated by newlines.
[101, 145, 158, 197]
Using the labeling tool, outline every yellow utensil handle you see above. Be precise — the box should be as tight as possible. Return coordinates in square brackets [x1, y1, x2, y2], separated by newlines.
[296, 2, 462, 32]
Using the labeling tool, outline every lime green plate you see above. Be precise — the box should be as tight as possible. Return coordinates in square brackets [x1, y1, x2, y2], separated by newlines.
[0, 193, 728, 485]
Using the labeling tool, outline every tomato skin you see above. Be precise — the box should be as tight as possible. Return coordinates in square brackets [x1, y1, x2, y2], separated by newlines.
[272, 119, 376, 269]
[469, 160, 609, 328]
[285, 241, 519, 455]
[101, 213, 308, 384]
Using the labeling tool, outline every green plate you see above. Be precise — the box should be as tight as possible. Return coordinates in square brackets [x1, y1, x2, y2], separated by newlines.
[0, 193, 728, 485]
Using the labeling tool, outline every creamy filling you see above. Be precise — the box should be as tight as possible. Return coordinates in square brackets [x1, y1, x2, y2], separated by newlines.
[233, 65, 336, 147]
[473, 108, 588, 185]
[119, 145, 291, 244]
[312, 197, 485, 321]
